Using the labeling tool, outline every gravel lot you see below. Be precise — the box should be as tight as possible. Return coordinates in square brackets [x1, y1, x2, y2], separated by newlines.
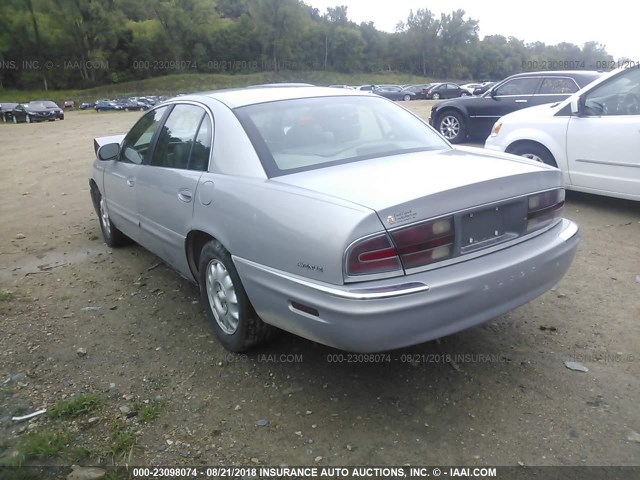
[0, 106, 639, 470]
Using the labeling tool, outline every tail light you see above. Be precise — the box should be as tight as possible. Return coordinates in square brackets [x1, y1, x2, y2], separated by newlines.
[526, 189, 565, 233]
[346, 233, 402, 276]
[345, 217, 455, 277]
[390, 217, 454, 269]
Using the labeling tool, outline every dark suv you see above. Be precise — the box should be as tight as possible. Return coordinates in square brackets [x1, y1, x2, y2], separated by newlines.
[429, 70, 603, 143]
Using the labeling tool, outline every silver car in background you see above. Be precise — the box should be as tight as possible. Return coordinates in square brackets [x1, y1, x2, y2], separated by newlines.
[89, 86, 579, 352]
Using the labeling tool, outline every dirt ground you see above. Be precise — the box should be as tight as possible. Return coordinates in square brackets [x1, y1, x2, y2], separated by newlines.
[0, 105, 639, 471]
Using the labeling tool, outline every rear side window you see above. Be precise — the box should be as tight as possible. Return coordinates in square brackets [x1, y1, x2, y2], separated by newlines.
[120, 106, 168, 165]
[539, 78, 579, 94]
[150, 105, 206, 169]
[495, 78, 540, 96]
[189, 114, 212, 171]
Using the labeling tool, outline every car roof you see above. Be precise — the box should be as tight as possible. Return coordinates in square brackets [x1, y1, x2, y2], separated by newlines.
[188, 86, 372, 109]
[508, 70, 602, 80]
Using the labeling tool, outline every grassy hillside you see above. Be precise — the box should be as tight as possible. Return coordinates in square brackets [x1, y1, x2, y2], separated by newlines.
[0, 71, 433, 104]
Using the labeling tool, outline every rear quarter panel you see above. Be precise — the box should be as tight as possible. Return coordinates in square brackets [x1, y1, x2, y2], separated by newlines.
[191, 175, 385, 285]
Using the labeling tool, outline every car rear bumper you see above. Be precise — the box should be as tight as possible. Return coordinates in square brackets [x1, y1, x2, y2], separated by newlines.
[234, 219, 579, 352]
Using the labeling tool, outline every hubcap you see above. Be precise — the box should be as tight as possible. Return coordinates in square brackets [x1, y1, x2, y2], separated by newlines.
[522, 153, 544, 163]
[99, 197, 111, 237]
[206, 260, 239, 335]
[440, 116, 460, 140]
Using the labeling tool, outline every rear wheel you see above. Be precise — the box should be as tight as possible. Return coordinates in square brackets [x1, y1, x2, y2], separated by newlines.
[509, 142, 557, 167]
[403, 94, 412, 101]
[198, 240, 273, 352]
[461, 92, 470, 97]
[436, 111, 466, 144]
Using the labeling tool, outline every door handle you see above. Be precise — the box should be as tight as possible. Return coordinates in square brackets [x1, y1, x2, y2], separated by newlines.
[126, 178, 135, 187]
[515, 100, 528, 103]
[178, 190, 193, 203]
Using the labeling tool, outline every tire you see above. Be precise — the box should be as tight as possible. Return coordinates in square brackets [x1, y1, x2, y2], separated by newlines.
[96, 191, 132, 248]
[432, 92, 441, 100]
[461, 92, 470, 97]
[26, 115, 31, 123]
[508, 143, 558, 167]
[13, 116, 17, 124]
[403, 94, 411, 101]
[436, 110, 466, 144]
[198, 240, 273, 352]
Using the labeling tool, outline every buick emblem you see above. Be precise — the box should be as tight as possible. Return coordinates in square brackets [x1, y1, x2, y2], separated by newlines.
[387, 215, 396, 224]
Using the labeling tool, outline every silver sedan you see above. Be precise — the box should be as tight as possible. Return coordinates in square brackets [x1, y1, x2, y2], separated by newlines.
[89, 86, 579, 352]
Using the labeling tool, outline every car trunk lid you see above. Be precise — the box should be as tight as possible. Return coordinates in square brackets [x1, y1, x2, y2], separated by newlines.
[273, 147, 562, 227]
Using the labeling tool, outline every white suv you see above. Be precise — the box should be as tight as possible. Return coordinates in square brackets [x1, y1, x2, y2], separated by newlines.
[485, 66, 640, 201]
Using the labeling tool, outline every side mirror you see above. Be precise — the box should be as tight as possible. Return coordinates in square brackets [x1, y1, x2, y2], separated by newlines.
[489, 89, 497, 98]
[97, 142, 120, 161]
[570, 97, 581, 116]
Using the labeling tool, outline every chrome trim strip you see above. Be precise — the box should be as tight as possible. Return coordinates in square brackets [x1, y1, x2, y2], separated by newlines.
[559, 221, 579, 241]
[576, 158, 640, 169]
[233, 257, 430, 300]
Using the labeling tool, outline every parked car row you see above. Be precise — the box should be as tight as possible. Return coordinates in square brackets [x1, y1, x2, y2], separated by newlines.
[484, 65, 639, 201]
[1, 95, 173, 123]
[429, 70, 603, 143]
[90, 96, 168, 112]
[329, 82, 484, 101]
[1, 100, 64, 123]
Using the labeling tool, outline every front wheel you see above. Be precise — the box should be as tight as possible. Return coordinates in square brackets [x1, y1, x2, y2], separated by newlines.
[508, 143, 558, 167]
[198, 240, 273, 352]
[432, 92, 441, 100]
[461, 92, 470, 97]
[26, 115, 31, 123]
[436, 111, 466, 144]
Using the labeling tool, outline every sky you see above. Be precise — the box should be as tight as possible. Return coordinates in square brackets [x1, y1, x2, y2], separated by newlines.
[303, 0, 640, 61]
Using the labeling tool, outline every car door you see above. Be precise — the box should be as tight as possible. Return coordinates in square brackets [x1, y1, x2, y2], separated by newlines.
[445, 84, 460, 99]
[467, 77, 541, 135]
[135, 103, 212, 276]
[102, 106, 169, 241]
[13, 105, 26, 122]
[565, 68, 640, 198]
[534, 76, 580, 106]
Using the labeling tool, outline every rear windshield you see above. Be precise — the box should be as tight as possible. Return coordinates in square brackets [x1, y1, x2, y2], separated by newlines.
[234, 96, 450, 177]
